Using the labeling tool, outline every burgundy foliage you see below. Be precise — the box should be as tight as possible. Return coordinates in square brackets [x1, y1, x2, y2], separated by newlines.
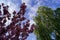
[0, 3, 35, 40]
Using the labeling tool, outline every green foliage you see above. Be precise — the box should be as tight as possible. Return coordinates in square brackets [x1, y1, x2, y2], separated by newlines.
[54, 8, 60, 40]
[34, 6, 60, 40]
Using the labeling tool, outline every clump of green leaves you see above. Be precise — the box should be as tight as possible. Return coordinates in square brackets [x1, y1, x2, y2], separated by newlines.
[34, 6, 60, 40]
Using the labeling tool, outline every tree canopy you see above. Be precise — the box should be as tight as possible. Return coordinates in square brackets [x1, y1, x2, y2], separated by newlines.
[34, 6, 60, 40]
[0, 3, 35, 40]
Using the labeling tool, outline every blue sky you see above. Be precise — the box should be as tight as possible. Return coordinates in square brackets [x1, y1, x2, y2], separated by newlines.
[0, 0, 60, 40]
